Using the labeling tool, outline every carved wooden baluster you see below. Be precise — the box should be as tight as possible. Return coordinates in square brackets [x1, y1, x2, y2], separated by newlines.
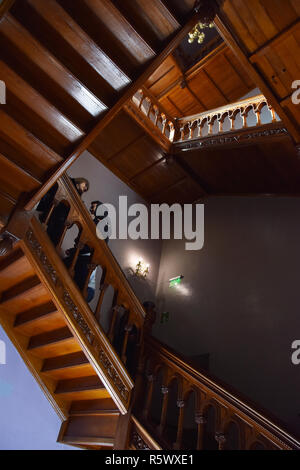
[180, 126, 185, 141]
[168, 122, 175, 142]
[218, 114, 224, 133]
[254, 106, 262, 126]
[173, 400, 185, 450]
[56, 219, 72, 250]
[143, 374, 155, 421]
[68, 237, 85, 279]
[161, 114, 167, 135]
[153, 105, 159, 126]
[108, 290, 120, 342]
[241, 108, 248, 129]
[138, 89, 144, 110]
[157, 386, 169, 436]
[143, 97, 151, 117]
[188, 121, 193, 140]
[228, 112, 235, 131]
[195, 413, 207, 450]
[207, 116, 214, 135]
[196, 119, 203, 138]
[42, 199, 59, 228]
[215, 431, 226, 450]
[94, 269, 108, 319]
[121, 321, 132, 364]
[269, 105, 277, 123]
[82, 262, 97, 300]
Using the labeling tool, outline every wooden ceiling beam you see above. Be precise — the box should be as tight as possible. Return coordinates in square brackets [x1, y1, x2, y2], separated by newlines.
[25, 12, 203, 210]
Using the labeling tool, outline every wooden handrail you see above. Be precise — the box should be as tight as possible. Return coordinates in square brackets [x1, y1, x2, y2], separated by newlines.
[138, 335, 300, 450]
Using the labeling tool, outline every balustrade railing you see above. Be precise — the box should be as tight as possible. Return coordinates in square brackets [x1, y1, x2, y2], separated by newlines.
[25, 174, 148, 412]
[176, 94, 279, 142]
[129, 91, 281, 147]
[137, 336, 300, 450]
[130, 87, 176, 143]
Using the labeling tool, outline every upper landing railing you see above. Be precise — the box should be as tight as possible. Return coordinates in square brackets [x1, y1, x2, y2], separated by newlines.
[128, 91, 282, 147]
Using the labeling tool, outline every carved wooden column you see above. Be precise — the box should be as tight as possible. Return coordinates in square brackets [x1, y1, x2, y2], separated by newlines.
[173, 400, 185, 450]
[157, 386, 169, 436]
[195, 413, 207, 450]
[143, 374, 155, 422]
[215, 431, 226, 450]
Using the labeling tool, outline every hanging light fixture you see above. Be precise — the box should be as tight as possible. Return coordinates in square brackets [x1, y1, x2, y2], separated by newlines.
[188, 22, 214, 44]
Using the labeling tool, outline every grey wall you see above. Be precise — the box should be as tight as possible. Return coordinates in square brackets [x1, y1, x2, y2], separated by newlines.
[153, 196, 300, 436]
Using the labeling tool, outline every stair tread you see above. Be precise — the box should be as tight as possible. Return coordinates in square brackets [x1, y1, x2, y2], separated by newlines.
[55, 375, 104, 394]
[0, 249, 35, 292]
[0, 276, 51, 313]
[60, 436, 114, 446]
[13, 302, 66, 335]
[42, 351, 89, 372]
[70, 398, 118, 414]
[28, 327, 73, 350]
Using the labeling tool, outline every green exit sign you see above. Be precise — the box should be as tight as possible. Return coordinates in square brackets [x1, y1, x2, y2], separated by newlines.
[169, 275, 184, 288]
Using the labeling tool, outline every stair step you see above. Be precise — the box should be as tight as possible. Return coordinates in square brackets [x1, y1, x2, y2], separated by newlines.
[41, 352, 94, 380]
[27, 327, 81, 359]
[60, 436, 114, 448]
[55, 376, 110, 401]
[70, 398, 119, 415]
[0, 248, 35, 292]
[0, 276, 51, 313]
[14, 302, 66, 336]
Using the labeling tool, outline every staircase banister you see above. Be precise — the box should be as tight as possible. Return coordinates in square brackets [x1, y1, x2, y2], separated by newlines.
[145, 336, 300, 449]
[23, 216, 134, 414]
[59, 175, 146, 327]
[176, 94, 270, 126]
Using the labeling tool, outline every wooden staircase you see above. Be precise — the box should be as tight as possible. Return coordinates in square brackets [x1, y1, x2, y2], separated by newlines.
[0, 245, 123, 449]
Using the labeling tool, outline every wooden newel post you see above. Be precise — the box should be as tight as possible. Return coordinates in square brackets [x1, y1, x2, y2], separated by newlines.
[157, 386, 169, 436]
[173, 400, 185, 450]
[215, 431, 226, 450]
[195, 413, 207, 450]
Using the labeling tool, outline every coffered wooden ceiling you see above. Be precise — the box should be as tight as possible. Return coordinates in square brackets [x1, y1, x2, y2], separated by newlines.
[145, 40, 255, 117]
[0, 0, 299, 226]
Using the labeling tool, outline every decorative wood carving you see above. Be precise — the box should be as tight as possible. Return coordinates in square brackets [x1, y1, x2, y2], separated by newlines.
[131, 431, 151, 450]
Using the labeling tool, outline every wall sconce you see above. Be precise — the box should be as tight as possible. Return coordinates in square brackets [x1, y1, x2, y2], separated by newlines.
[132, 258, 150, 279]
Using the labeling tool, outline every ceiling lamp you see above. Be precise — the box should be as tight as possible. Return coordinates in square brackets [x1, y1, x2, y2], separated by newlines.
[188, 22, 214, 44]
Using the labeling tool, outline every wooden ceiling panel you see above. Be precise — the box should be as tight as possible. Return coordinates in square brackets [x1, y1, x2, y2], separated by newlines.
[167, 86, 202, 116]
[109, 136, 164, 180]
[145, 44, 255, 117]
[89, 111, 144, 161]
[112, 0, 180, 50]
[11, 0, 128, 105]
[131, 159, 186, 199]
[203, 53, 250, 103]
[57, 0, 155, 74]
[223, 0, 300, 54]
[0, 111, 62, 179]
[0, 15, 105, 129]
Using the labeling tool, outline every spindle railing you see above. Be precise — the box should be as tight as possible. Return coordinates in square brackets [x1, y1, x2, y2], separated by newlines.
[137, 336, 300, 450]
[176, 94, 279, 142]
